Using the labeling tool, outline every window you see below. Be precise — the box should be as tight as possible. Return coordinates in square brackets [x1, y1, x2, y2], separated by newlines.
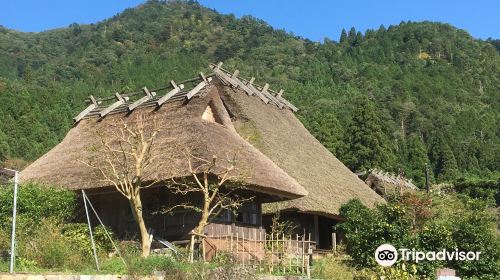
[213, 209, 232, 223]
[236, 202, 260, 225]
[211, 202, 261, 226]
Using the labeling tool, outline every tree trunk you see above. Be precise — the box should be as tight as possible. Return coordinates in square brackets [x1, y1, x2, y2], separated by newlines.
[130, 196, 150, 258]
[188, 198, 210, 262]
[188, 234, 196, 263]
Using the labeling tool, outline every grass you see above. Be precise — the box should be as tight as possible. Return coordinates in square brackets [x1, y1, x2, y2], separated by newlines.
[312, 256, 355, 280]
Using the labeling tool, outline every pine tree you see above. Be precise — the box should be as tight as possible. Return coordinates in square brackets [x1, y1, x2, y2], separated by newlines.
[354, 31, 363, 46]
[348, 27, 357, 45]
[405, 134, 430, 186]
[307, 110, 345, 155]
[0, 130, 9, 162]
[345, 97, 395, 172]
[428, 134, 459, 181]
[340, 28, 348, 44]
[437, 144, 459, 181]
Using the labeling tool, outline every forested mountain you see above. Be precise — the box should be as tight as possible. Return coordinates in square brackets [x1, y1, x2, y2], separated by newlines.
[0, 0, 498, 186]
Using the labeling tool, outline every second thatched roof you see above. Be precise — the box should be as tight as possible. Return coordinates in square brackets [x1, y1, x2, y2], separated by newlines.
[212, 66, 383, 218]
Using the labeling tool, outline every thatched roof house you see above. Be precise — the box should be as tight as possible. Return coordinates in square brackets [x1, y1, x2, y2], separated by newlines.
[365, 169, 418, 197]
[0, 168, 16, 185]
[20, 63, 382, 245]
[20, 77, 306, 201]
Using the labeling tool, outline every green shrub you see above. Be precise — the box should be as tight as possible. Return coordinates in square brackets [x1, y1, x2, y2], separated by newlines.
[0, 184, 81, 273]
[127, 255, 176, 276]
[16, 218, 90, 271]
[312, 256, 355, 280]
[454, 175, 500, 206]
[99, 257, 127, 274]
[62, 223, 115, 256]
[353, 263, 418, 280]
[339, 193, 500, 279]
[0, 182, 75, 230]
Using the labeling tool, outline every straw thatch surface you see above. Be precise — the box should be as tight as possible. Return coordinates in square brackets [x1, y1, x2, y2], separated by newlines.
[365, 169, 418, 196]
[21, 72, 382, 216]
[218, 84, 384, 217]
[20, 84, 307, 200]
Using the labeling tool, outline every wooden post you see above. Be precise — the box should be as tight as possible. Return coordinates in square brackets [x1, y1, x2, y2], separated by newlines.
[307, 233, 311, 279]
[283, 233, 286, 274]
[296, 234, 299, 274]
[254, 231, 257, 265]
[242, 231, 245, 266]
[332, 232, 337, 253]
[230, 230, 234, 254]
[236, 232, 239, 263]
[223, 234, 227, 259]
[189, 233, 195, 263]
[288, 234, 292, 273]
[202, 237, 206, 262]
[259, 230, 263, 271]
[271, 233, 274, 273]
[314, 215, 319, 248]
[301, 233, 305, 274]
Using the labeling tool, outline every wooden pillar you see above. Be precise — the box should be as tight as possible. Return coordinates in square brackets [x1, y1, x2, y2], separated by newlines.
[314, 215, 319, 248]
[332, 232, 337, 253]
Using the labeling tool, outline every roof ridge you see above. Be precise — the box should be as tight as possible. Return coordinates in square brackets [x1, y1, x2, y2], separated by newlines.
[369, 169, 418, 190]
[210, 62, 298, 112]
[73, 63, 298, 123]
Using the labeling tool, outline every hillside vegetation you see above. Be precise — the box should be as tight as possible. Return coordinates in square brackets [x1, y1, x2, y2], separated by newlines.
[0, 0, 498, 186]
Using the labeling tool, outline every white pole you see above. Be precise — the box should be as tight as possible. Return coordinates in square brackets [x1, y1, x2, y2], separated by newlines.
[82, 190, 100, 271]
[9, 171, 18, 274]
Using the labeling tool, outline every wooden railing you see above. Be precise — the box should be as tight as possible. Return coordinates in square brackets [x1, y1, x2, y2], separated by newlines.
[204, 222, 265, 240]
[203, 232, 314, 278]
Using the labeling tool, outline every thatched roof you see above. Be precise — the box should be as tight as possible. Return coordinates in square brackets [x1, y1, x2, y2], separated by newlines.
[211, 66, 384, 218]
[365, 169, 418, 197]
[20, 79, 307, 200]
[21, 63, 382, 216]
[0, 168, 16, 185]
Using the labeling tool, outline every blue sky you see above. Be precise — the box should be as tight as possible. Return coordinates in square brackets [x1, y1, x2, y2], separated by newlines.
[0, 0, 498, 41]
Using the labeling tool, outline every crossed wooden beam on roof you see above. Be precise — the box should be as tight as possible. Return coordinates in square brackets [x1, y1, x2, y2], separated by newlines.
[210, 62, 298, 112]
[370, 169, 418, 190]
[73, 63, 297, 123]
[73, 73, 213, 123]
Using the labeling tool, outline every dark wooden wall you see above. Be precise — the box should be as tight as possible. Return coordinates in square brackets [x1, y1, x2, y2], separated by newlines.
[262, 212, 342, 249]
[80, 186, 264, 241]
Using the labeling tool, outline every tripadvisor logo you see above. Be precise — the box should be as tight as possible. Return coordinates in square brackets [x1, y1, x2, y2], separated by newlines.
[375, 244, 398, 267]
[374, 244, 481, 267]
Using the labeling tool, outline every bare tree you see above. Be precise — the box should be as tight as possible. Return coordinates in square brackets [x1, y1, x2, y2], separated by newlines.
[83, 114, 161, 257]
[168, 152, 254, 262]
